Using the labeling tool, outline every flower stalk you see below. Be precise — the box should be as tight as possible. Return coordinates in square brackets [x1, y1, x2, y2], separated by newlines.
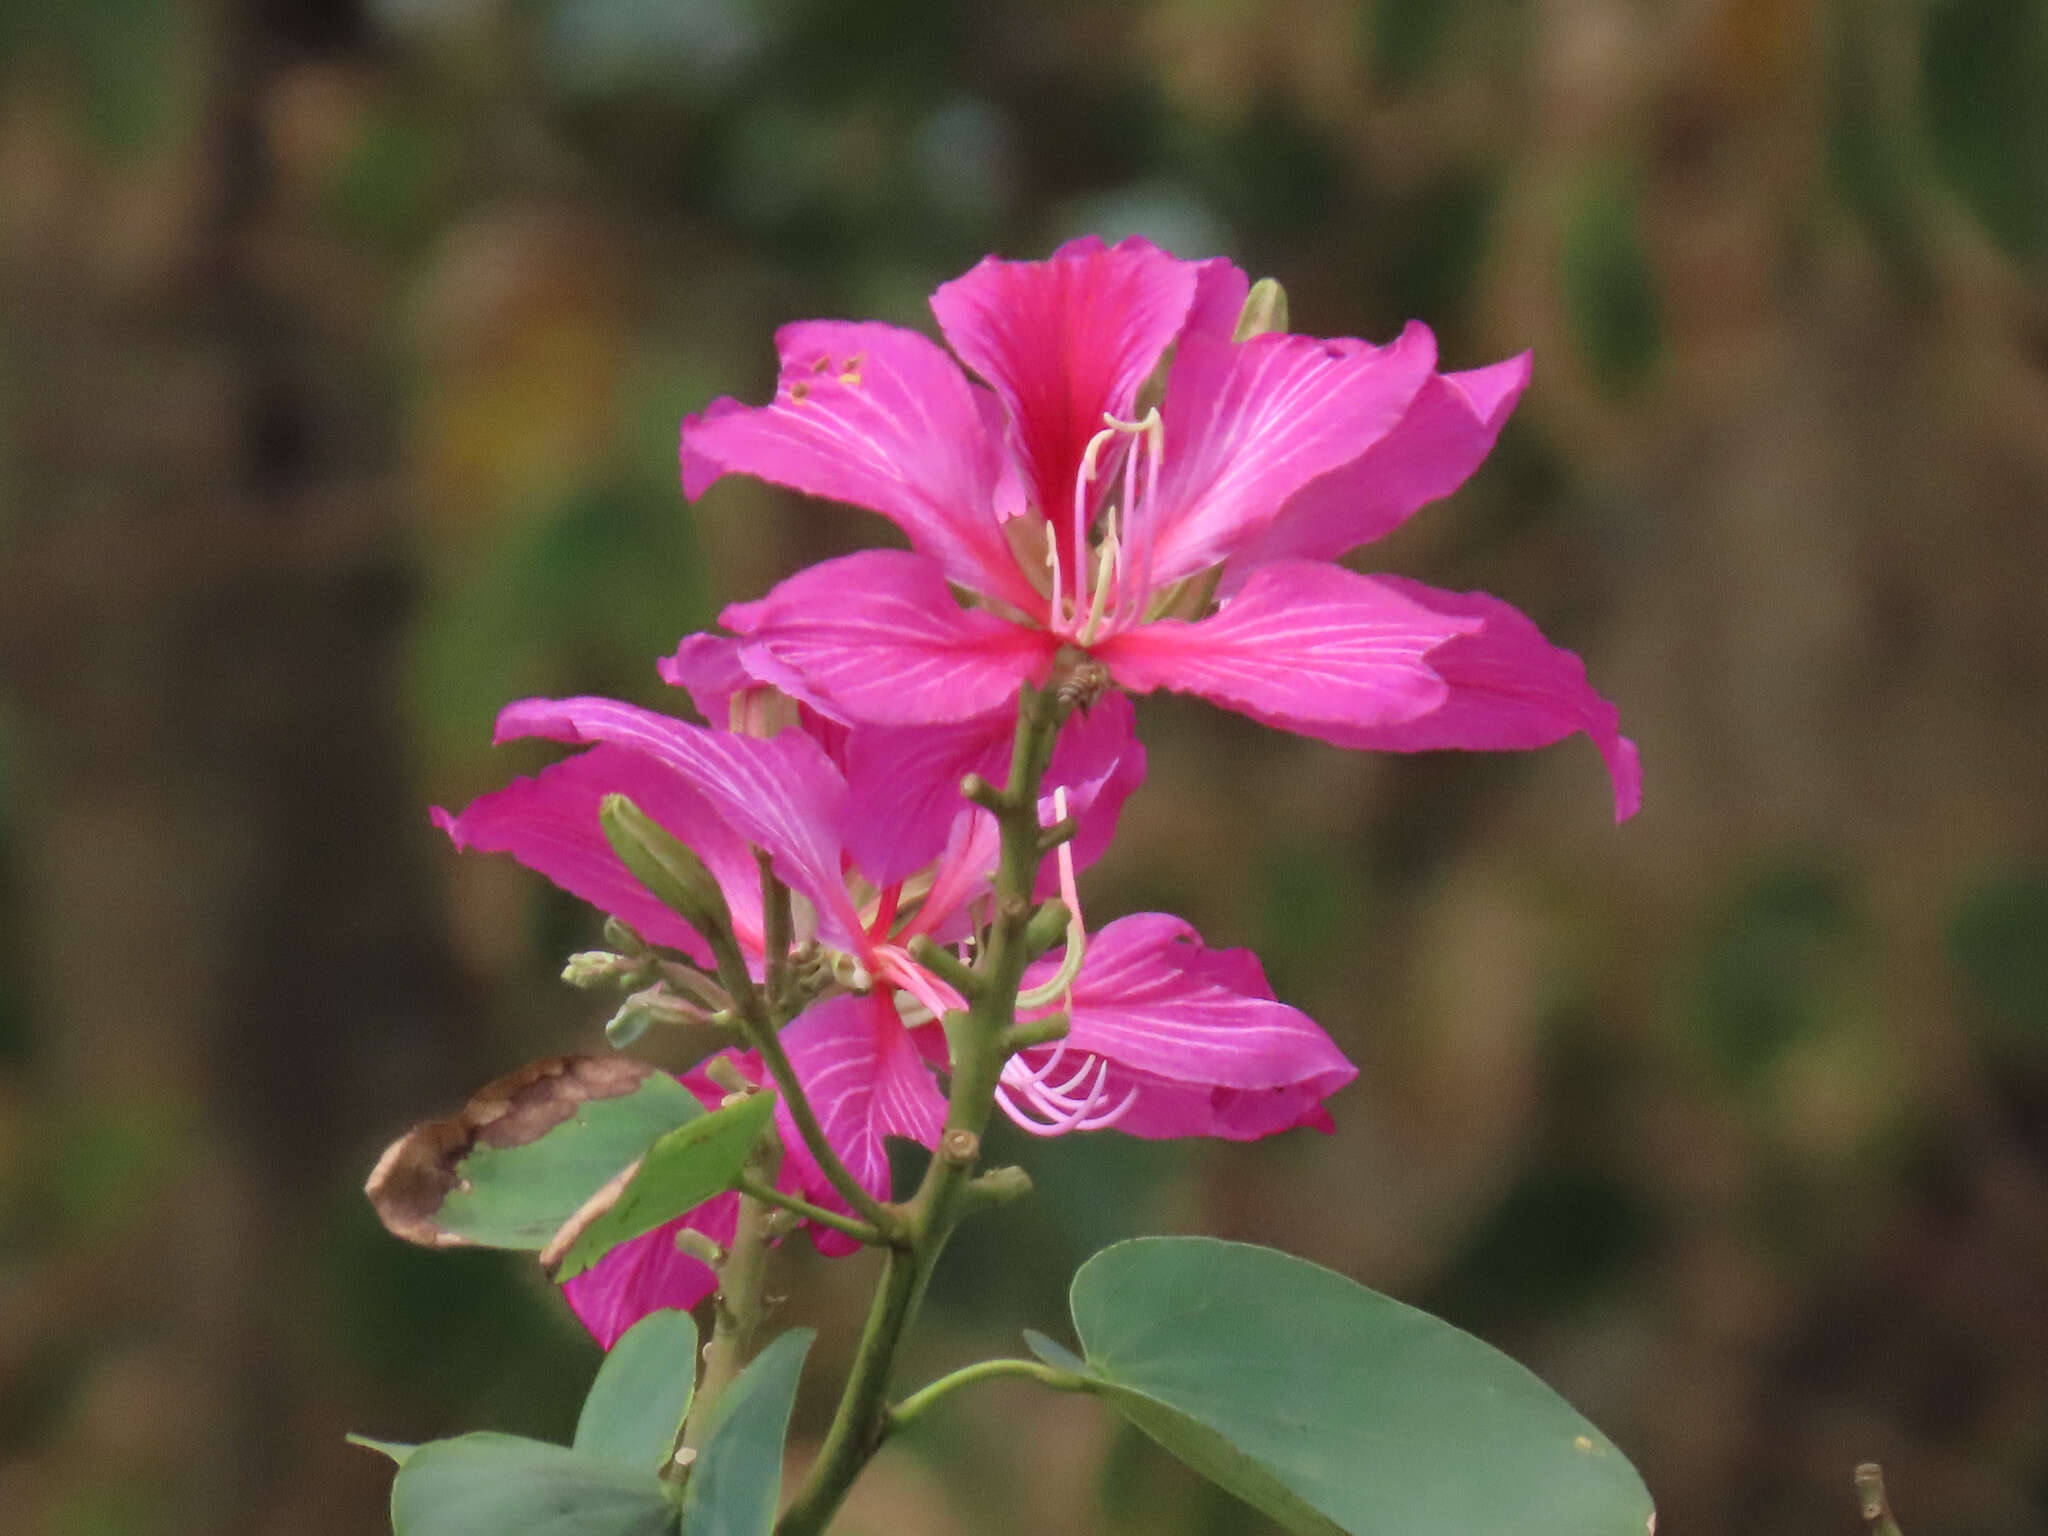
[775, 684, 1066, 1536]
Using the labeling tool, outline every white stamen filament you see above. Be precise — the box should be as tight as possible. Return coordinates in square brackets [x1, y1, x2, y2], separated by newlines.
[995, 1050, 1140, 1135]
[1059, 409, 1166, 639]
[1016, 788, 1085, 1008]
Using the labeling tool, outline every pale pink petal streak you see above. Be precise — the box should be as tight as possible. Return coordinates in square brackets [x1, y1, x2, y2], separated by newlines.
[930, 238, 1198, 519]
[1312, 576, 1643, 821]
[1141, 324, 1438, 589]
[431, 744, 759, 966]
[1223, 351, 1533, 588]
[681, 321, 1036, 611]
[777, 994, 948, 1199]
[1094, 559, 1476, 742]
[721, 550, 1061, 727]
[492, 696, 866, 945]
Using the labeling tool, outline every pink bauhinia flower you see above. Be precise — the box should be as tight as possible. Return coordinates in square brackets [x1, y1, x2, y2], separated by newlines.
[435, 691, 1354, 1340]
[682, 236, 1640, 820]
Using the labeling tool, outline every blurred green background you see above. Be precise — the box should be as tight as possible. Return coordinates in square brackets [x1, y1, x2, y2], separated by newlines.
[3, 0, 2047, 1532]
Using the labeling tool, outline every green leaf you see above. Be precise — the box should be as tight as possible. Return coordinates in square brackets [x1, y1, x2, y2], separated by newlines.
[1061, 1237, 1653, 1536]
[1559, 171, 1662, 397]
[553, 1091, 777, 1281]
[390, 1433, 678, 1536]
[367, 1057, 705, 1251]
[1021, 1328, 1087, 1374]
[679, 1329, 814, 1536]
[574, 1310, 699, 1473]
[346, 1433, 420, 1466]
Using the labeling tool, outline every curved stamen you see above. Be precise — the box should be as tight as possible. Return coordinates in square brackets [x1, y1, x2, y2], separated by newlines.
[1016, 788, 1086, 1009]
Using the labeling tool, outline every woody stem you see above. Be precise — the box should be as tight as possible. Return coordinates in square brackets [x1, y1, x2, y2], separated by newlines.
[774, 685, 1064, 1536]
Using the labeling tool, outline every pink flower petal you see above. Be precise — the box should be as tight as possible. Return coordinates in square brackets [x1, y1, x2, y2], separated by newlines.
[1311, 577, 1642, 821]
[1141, 323, 1438, 588]
[657, 632, 751, 724]
[1037, 912, 1356, 1094]
[1180, 255, 1252, 346]
[431, 744, 763, 966]
[931, 238, 1198, 522]
[681, 321, 1039, 613]
[492, 696, 867, 946]
[1040, 690, 1146, 877]
[1222, 352, 1532, 588]
[777, 993, 947, 1201]
[562, 1190, 737, 1349]
[721, 550, 1061, 726]
[1094, 558, 1475, 740]
[836, 714, 1014, 886]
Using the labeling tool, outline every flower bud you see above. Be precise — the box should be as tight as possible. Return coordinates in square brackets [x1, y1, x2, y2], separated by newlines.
[562, 950, 646, 990]
[602, 917, 650, 956]
[599, 794, 733, 940]
[1232, 277, 1290, 341]
[603, 985, 701, 1047]
[674, 1228, 727, 1266]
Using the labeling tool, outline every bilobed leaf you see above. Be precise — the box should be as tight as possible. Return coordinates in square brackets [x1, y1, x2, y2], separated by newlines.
[550, 1091, 777, 1281]
[390, 1433, 678, 1536]
[1063, 1237, 1654, 1536]
[679, 1329, 815, 1536]
[574, 1310, 699, 1472]
[366, 1057, 703, 1251]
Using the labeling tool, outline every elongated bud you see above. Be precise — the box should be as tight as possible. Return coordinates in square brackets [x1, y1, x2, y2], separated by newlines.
[1233, 277, 1289, 341]
[562, 950, 648, 990]
[675, 1229, 726, 1266]
[704, 1055, 753, 1094]
[599, 794, 732, 939]
[603, 917, 650, 956]
[604, 985, 701, 1047]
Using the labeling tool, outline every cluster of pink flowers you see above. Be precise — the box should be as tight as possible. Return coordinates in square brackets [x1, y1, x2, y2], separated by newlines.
[436, 237, 1638, 1347]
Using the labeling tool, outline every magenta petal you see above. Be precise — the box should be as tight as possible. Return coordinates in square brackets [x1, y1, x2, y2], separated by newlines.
[563, 1189, 739, 1349]
[1314, 576, 1642, 821]
[491, 696, 867, 946]
[838, 713, 1013, 886]
[1179, 255, 1252, 346]
[1039, 690, 1146, 878]
[681, 320, 1036, 612]
[1043, 912, 1356, 1095]
[931, 238, 1198, 518]
[777, 993, 948, 1201]
[1223, 351, 1533, 587]
[1077, 1065, 1340, 1142]
[1096, 558, 1475, 740]
[432, 744, 760, 966]
[658, 632, 750, 725]
[722, 550, 1060, 727]
[1143, 323, 1438, 587]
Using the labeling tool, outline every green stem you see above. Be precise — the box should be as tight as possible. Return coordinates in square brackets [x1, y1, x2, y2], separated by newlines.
[696, 865, 900, 1240]
[886, 1358, 1088, 1437]
[774, 686, 1065, 1536]
[736, 1170, 883, 1246]
[678, 1189, 777, 1457]
[748, 1019, 902, 1239]
[1854, 1464, 1905, 1536]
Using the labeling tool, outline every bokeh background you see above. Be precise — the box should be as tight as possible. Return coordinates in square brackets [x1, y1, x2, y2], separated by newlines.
[4, 0, 2048, 1532]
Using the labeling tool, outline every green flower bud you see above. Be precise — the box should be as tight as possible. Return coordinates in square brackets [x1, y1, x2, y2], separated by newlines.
[602, 917, 650, 956]
[599, 793, 732, 940]
[1233, 277, 1290, 341]
[604, 984, 700, 1047]
[562, 950, 646, 990]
